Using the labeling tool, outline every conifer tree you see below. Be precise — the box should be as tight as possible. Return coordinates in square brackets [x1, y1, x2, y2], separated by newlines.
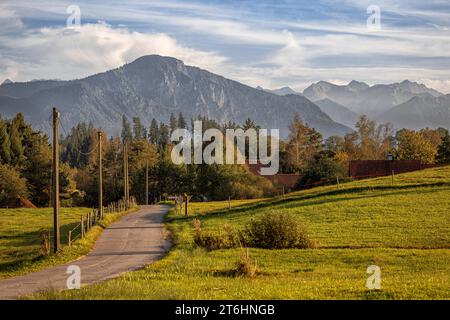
[178, 112, 186, 129]
[133, 116, 145, 140]
[169, 113, 177, 133]
[0, 120, 11, 164]
[149, 118, 159, 144]
[121, 115, 133, 143]
[8, 120, 25, 166]
[436, 131, 450, 164]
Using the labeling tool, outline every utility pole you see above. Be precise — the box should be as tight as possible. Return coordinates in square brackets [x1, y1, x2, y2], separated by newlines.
[52, 108, 60, 253]
[98, 131, 103, 218]
[145, 160, 149, 205]
[126, 144, 129, 206]
[123, 143, 129, 207]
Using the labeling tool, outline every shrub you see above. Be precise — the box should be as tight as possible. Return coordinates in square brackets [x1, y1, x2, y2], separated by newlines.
[240, 212, 315, 249]
[192, 219, 237, 250]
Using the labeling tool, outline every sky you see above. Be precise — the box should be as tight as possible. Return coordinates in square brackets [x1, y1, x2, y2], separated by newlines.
[1, 0, 450, 93]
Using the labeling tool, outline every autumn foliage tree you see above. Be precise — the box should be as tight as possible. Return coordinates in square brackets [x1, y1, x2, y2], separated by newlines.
[395, 129, 437, 164]
[284, 113, 323, 173]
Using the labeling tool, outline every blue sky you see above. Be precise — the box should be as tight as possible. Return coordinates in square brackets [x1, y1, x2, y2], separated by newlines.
[1, 0, 450, 92]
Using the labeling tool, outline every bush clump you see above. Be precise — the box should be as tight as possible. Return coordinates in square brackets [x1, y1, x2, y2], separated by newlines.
[192, 213, 315, 250]
[240, 212, 315, 249]
[193, 219, 238, 250]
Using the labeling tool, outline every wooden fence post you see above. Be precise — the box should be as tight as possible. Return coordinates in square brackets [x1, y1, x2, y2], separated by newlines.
[81, 216, 85, 239]
[47, 229, 51, 252]
[184, 193, 189, 216]
[68, 230, 72, 246]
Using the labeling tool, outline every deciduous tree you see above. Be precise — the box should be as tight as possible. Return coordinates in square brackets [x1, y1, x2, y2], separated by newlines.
[395, 129, 437, 164]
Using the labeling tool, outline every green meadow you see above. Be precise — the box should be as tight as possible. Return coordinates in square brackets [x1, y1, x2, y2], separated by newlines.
[32, 166, 450, 299]
[0, 207, 136, 278]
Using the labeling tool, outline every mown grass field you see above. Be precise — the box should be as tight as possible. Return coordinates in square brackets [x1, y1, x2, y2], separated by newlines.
[36, 166, 450, 299]
[0, 207, 137, 278]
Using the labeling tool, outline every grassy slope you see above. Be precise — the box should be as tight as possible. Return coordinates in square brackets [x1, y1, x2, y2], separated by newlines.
[35, 167, 450, 299]
[0, 207, 137, 278]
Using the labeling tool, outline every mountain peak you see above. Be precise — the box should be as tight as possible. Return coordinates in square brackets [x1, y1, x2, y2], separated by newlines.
[316, 80, 334, 87]
[347, 80, 369, 91]
[397, 79, 418, 88]
[133, 54, 179, 62]
[273, 86, 299, 95]
[256, 86, 301, 96]
[0, 55, 350, 138]
[1, 79, 13, 86]
[125, 55, 185, 70]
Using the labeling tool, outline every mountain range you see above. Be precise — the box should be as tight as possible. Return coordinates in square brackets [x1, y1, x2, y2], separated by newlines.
[0, 55, 351, 138]
[256, 86, 301, 96]
[377, 93, 450, 130]
[302, 80, 443, 117]
[1, 55, 449, 138]
[313, 98, 360, 129]
[262, 80, 449, 130]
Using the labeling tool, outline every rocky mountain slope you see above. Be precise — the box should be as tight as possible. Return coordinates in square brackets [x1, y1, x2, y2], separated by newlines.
[0, 55, 351, 138]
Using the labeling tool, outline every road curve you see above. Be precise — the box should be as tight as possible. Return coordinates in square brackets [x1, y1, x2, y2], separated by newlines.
[0, 205, 171, 299]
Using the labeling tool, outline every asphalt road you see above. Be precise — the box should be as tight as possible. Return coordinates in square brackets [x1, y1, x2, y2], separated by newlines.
[0, 205, 171, 299]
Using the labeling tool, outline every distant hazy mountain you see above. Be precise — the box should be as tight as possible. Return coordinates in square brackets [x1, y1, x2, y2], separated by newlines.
[256, 86, 302, 96]
[256, 86, 360, 128]
[303, 80, 442, 116]
[0, 80, 66, 99]
[378, 93, 450, 130]
[314, 98, 360, 128]
[0, 55, 351, 138]
[1, 79, 13, 86]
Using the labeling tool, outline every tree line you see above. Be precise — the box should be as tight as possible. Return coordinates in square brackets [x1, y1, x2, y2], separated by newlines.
[0, 112, 277, 207]
[280, 114, 450, 187]
[1, 111, 449, 207]
[0, 114, 72, 207]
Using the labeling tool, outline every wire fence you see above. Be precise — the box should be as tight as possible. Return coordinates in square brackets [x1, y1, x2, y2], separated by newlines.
[67, 197, 137, 247]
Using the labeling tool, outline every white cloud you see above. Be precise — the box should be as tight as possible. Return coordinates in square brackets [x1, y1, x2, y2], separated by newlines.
[0, 23, 228, 82]
[1, 0, 449, 94]
[0, 7, 24, 32]
[420, 79, 450, 94]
